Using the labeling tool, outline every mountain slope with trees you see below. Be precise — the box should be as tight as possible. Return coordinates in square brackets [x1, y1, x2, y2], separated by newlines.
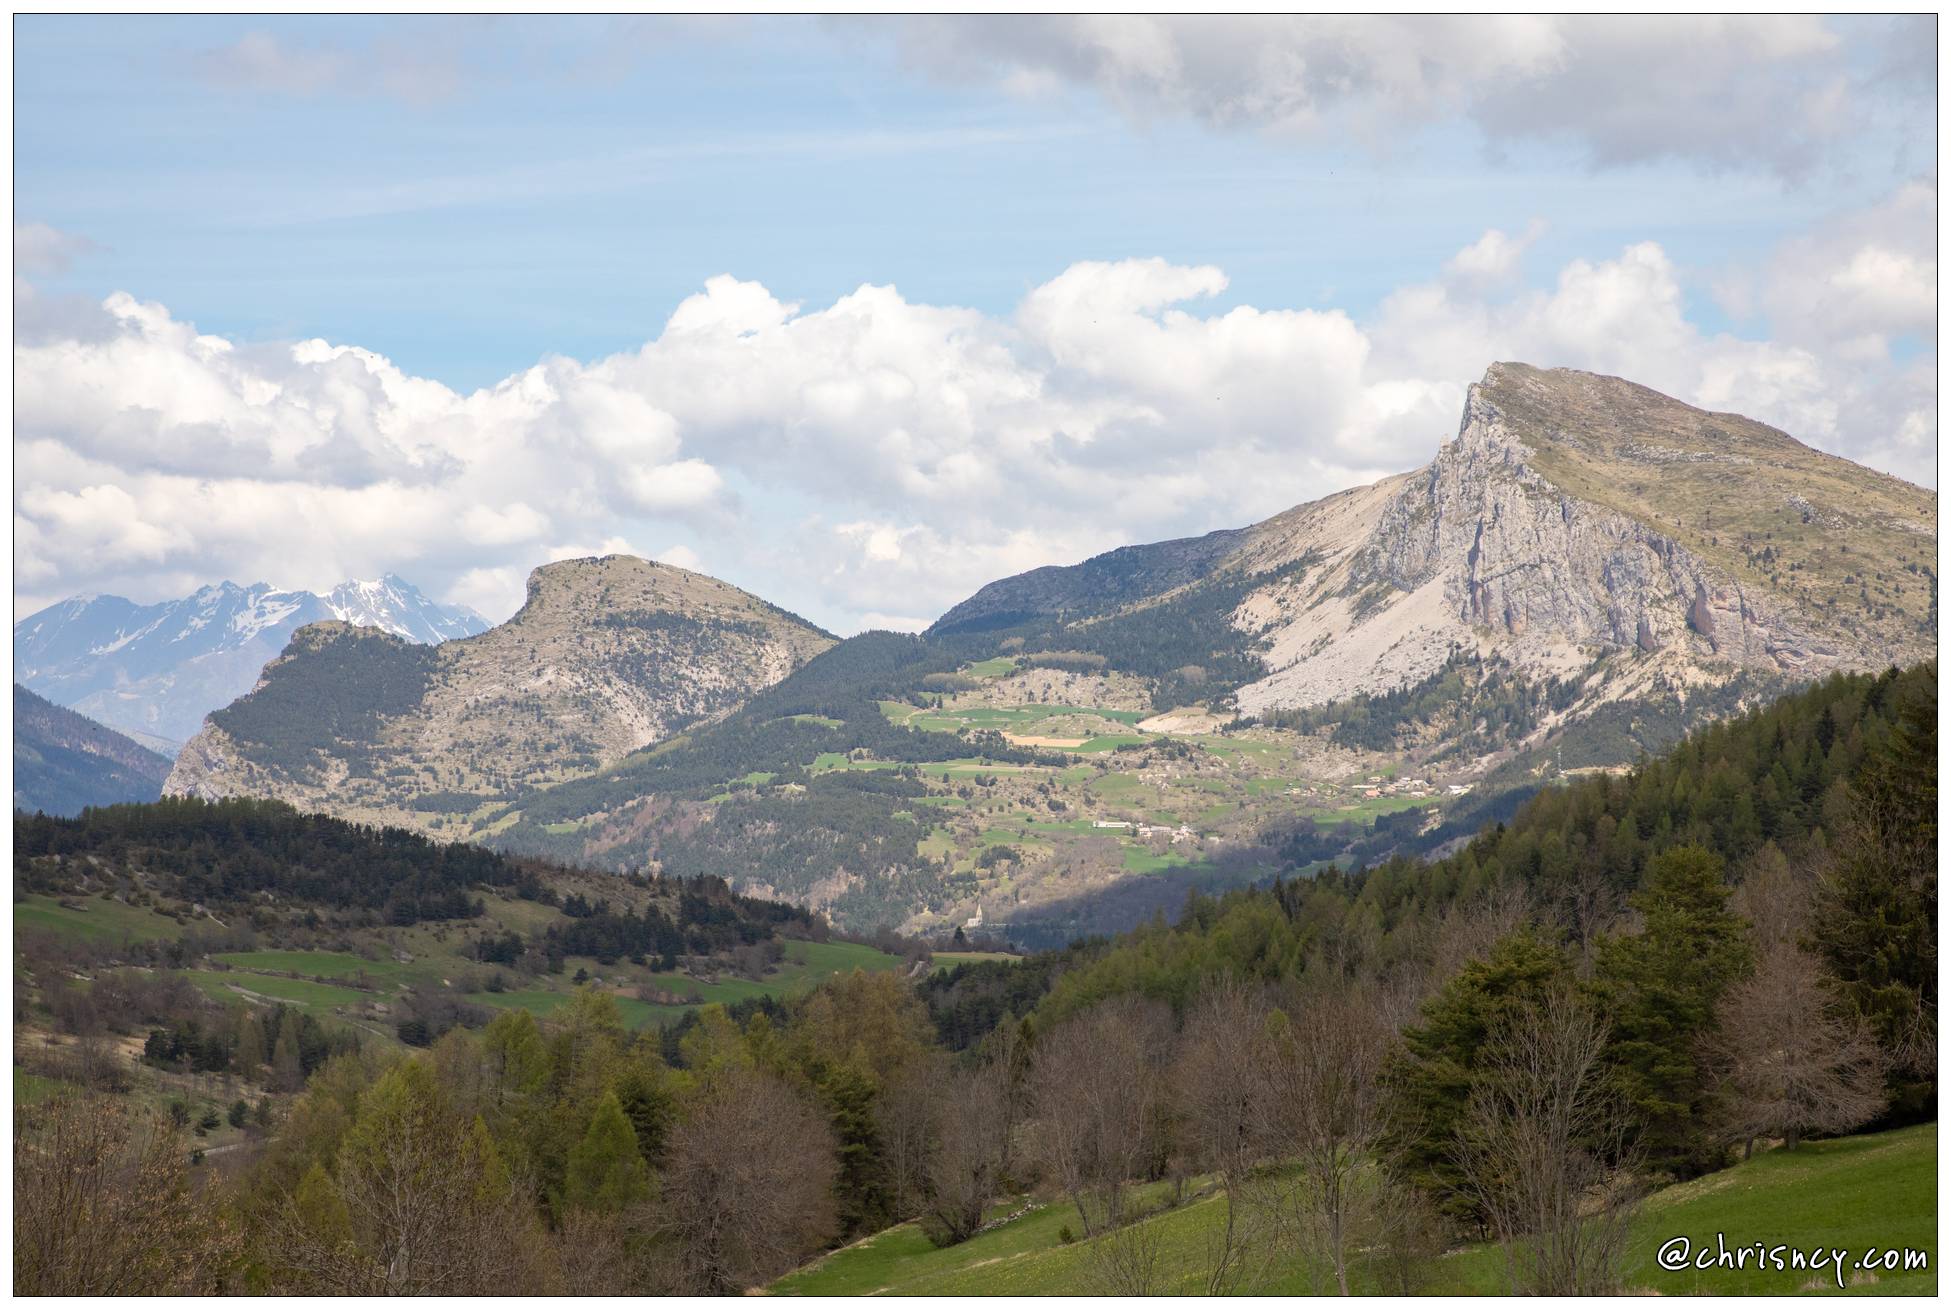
[14, 685, 174, 816]
[13, 662, 1933, 1295]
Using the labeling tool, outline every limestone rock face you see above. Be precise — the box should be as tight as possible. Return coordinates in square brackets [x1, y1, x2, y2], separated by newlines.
[164, 556, 835, 832]
[1217, 363, 1935, 717]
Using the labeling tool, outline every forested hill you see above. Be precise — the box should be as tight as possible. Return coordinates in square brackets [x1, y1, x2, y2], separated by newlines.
[1352, 660, 1936, 941]
[14, 796, 819, 944]
[924, 660, 1936, 1051]
[14, 685, 173, 817]
[906, 658, 1936, 1268]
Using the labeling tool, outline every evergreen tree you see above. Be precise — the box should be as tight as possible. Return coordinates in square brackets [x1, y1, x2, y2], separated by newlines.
[1808, 669, 1938, 1119]
[1385, 929, 1572, 1215]
[563, 1092, 651, 1213]
[272, 1021, 305, 1093]
[613, 1063, 676, 1165]
[819, 1061, 892, 1238]
[1588, 844, 1753, 1177]
[234, 1011, 267, 1076]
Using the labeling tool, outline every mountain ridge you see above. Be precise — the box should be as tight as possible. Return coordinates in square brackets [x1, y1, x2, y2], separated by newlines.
[138, 364, 1936, 935]
[15, 573, 488, 747]
[163, 555, 837, 829]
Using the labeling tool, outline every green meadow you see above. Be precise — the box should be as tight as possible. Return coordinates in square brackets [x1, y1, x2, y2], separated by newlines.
[774, 1125, 1936, 1296]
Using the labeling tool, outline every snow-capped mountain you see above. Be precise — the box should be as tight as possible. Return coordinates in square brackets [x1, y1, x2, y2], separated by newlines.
[322, 575, 488, 644]
[14, 575, 487, 750]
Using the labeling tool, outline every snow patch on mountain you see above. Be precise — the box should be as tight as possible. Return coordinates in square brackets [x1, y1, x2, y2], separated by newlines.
[14, 574, 488, 747]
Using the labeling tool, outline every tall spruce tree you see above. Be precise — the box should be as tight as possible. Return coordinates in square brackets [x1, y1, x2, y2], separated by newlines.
[1384, 929, 1573, 1217]
[1588, 844, 1753, 1177]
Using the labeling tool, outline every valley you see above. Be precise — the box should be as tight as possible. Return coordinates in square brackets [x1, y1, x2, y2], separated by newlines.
[125, 365, 1933, 940]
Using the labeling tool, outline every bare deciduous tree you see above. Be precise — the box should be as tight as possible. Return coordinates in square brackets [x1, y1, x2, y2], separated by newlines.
[1707, 941, 1887, 1156]
[1251, 982, 1395, 1296]
[1365, 1173, 1448, 1295]
[876, 1057, 944, 1222]
[1172, 978, 1277, 1293]
[1088, 1206, 1167, 1295]
[261, 1066, 549, 1295]
[552, 1206, 655, 1294]
[1730, 842, 1818, 952]
[923, 1062, 1012, 1246]
[1451, 991, 1641, 1296]
[14, 1094, 240, 1295]
[1032, 995, 1173, 1237]
[652, 1067, 840, 1294]
[1420, 883, 1536, 997]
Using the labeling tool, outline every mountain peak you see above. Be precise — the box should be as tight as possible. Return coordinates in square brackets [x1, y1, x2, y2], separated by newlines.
[515, 554, 810, 633]
[166, 554, 838, 829]
[17, 571, 490, 745]
[928, 366, 1934, 727]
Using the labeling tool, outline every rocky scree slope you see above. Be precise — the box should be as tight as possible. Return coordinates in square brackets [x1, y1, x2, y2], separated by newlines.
[163, 556, 835, 832]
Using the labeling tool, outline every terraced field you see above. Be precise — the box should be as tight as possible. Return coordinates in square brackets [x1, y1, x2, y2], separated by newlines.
[849, 675, 1467, 936]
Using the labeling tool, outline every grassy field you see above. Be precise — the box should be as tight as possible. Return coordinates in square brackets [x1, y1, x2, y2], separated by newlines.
[773, 1124, 1936, 1296]
[211, 949, 428, 986]
[186, 969, 372, 1016]
[13, 1068, 68, 1105]
[15, 894, 186, 944]
[462, 939, 903, 1031]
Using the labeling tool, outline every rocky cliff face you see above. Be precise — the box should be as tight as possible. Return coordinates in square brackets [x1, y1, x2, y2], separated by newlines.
[1228, 364, 1935, 716]
[935, 363, 1933, 725]
[164, 556, 835, 832]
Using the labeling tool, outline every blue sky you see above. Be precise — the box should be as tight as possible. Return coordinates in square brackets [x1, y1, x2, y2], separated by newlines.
[13, 16, 1938, 630]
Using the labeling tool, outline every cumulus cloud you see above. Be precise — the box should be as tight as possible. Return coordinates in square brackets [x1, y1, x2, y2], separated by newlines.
[1719, 179, 1936, 351]
[874, 14, 1927, 178]
[13, 200, 1936, 632]
[1443, 220, 1546, 294]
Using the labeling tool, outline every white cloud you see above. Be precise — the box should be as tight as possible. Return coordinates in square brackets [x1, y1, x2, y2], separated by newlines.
[14, 199, 1935, 633]
[1720, 179, 1936, 350]
[1443, 220, 1545, 293]
[875, 15, 1928, 178]
[655, 544, 704, 573]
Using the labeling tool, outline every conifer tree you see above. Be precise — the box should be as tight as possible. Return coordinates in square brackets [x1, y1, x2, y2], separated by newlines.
[1588, 844, 1753, 1176]
[564, 1091, 652, 1213]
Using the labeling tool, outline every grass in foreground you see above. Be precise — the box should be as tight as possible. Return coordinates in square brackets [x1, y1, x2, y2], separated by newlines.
[772, 1124, 1936, 1296]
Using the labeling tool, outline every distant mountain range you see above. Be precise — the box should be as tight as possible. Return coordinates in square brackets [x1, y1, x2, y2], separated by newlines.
[14, 685, 173, 816]
[146, 364, 1937, 935]
[14, 574, 487, 750]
